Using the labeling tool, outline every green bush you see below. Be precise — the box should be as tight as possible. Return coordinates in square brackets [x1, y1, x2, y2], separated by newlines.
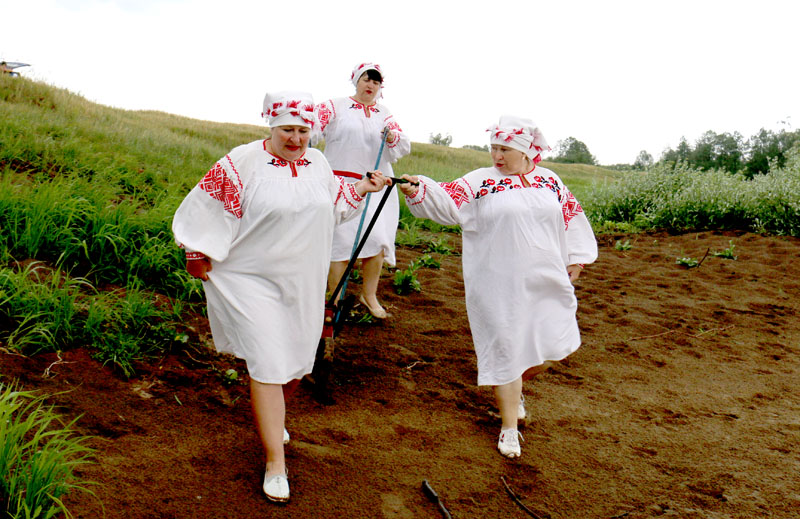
[584, 145, 800, 236]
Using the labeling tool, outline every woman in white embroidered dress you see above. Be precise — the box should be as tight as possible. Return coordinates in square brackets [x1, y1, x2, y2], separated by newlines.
[172, 91, 389, 504]
[315, 62, 411, 318]
[396, 116, 598, 459]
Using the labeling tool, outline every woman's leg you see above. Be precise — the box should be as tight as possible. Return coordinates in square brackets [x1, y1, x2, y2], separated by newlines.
[360, 252, 386, 315]
[250, 380, 287, 477]
[493, 376, 523, 429]
[327, 260, 349, 302]
[494, 376, 524, 457]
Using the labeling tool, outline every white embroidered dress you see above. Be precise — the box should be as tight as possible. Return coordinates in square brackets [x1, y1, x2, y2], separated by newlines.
[172, 141, 365, 384]
[405, 166, 598, 386]
[316, 97, 410, 265]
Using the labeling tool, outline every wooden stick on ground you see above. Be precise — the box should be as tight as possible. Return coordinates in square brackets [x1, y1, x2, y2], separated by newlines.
[500, 476, 546, 519]
[696, 247, 711, 268]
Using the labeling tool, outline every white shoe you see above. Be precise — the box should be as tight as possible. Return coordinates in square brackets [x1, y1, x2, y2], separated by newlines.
[498, 428, 523, 458]
[263, 472, 290, 503]
[359, 294, 387, 319]
[517, 394, 527, 420]
[283, 428, 290, 445]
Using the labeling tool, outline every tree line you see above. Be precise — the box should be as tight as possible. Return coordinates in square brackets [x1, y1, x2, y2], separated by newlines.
[551, 128, 800, 177]
[432, 126, 800, 178]
[654, 127, 800, 178]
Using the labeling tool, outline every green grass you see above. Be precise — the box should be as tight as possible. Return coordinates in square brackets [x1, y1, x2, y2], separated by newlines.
[0, 383, 97, 518]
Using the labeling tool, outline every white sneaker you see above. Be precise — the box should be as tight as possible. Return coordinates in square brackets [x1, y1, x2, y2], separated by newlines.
[517, 394, 527, 420]
[498, 428, 523, 458]
[263, 472, 290, 503]
[283, 428, 290, 445]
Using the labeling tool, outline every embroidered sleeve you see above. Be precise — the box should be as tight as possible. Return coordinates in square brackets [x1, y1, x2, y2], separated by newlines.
[384, 119, 403, 148]
[198, 156, 243, 218]
[404, 175, 463, 226]
[316, 100, 335, 133]
[561, 191, 584, 230]
[334, 178, 364, 209]
[380, 113, 411, 161]
[441, 180, 471, 209]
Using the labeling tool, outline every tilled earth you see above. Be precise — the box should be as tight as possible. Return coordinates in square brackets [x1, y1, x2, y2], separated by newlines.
[2, 230, 799, 518]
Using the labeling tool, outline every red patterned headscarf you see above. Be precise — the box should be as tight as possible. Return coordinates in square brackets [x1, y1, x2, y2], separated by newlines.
[487, 115, 550, 163]
[261, 91, 317, 129]
[350, 62, 384, 87]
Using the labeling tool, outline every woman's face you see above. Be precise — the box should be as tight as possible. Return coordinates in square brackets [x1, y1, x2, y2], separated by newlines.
[271, 125, 310, 161]
[355, 73, 381, 104]
[491, 145, 530, 175]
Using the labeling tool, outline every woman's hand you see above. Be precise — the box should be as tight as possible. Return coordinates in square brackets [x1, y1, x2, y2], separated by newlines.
[355, 171, 391, 196]
[397, 174, 420, 197]
[383, 128, 397, 144]
[187, 256, 212, 281]
[567, 264, 584, 283]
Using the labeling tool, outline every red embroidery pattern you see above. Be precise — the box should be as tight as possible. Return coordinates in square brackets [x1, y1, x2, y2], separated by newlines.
[470, 174, 581, 227]
[317, 101, 334, 132]
[384, 118, 403, 148]
[349, 99, 379, 117]
[185, 251, 206, 260]
[262, 100, 316, 128]
[333, 177, 364, 209]
[199, 162, 243, 218]
[561, 191, 584, 230]
[384, 119, 402, 132]
[407, 184, 427, 206]
[442, 180, 470, 209]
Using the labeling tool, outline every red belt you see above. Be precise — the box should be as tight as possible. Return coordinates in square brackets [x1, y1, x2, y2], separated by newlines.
[333, 170, 363, 180]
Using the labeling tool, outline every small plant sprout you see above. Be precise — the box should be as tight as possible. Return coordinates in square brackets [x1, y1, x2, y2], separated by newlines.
[676, 256, 699, 268]
[223, 368, 239, 385]
[614, 239, 632, 251]
[416, 253, 441, 269]
[393, 260, 422, 295]
[425, 237, 453, 255]
[713, 240, 738, 260]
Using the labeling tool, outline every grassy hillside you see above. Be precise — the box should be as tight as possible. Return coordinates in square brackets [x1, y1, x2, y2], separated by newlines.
[0, 76, 617, 370]
[3, 75, 797, 373]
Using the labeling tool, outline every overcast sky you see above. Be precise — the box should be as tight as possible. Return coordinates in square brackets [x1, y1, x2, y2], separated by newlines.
[3, 0, 799, 165]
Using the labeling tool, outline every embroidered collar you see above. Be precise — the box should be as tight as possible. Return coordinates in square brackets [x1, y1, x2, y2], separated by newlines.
[349, 97, 379, 117]
[263, 142, 311, 177]
[266, 154, 311, 168]
[474, 171, 561, 200]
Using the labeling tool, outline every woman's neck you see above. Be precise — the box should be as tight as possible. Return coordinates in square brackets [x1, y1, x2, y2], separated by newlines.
[510, 160, 534, 176]
[352, 94, 376, 106]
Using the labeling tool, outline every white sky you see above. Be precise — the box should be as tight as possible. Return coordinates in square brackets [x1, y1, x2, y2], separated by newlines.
[3, 0, 799, 165]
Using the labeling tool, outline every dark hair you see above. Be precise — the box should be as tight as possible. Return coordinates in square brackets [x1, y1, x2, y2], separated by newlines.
[365, 69, 383, 83]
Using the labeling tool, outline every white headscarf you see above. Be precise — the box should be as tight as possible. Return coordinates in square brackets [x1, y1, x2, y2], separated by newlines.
[261, 90, 317, 128]
[487, 115, 550, 163]
[350, 62, 384, 87]
[350, 62, 385, 99]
